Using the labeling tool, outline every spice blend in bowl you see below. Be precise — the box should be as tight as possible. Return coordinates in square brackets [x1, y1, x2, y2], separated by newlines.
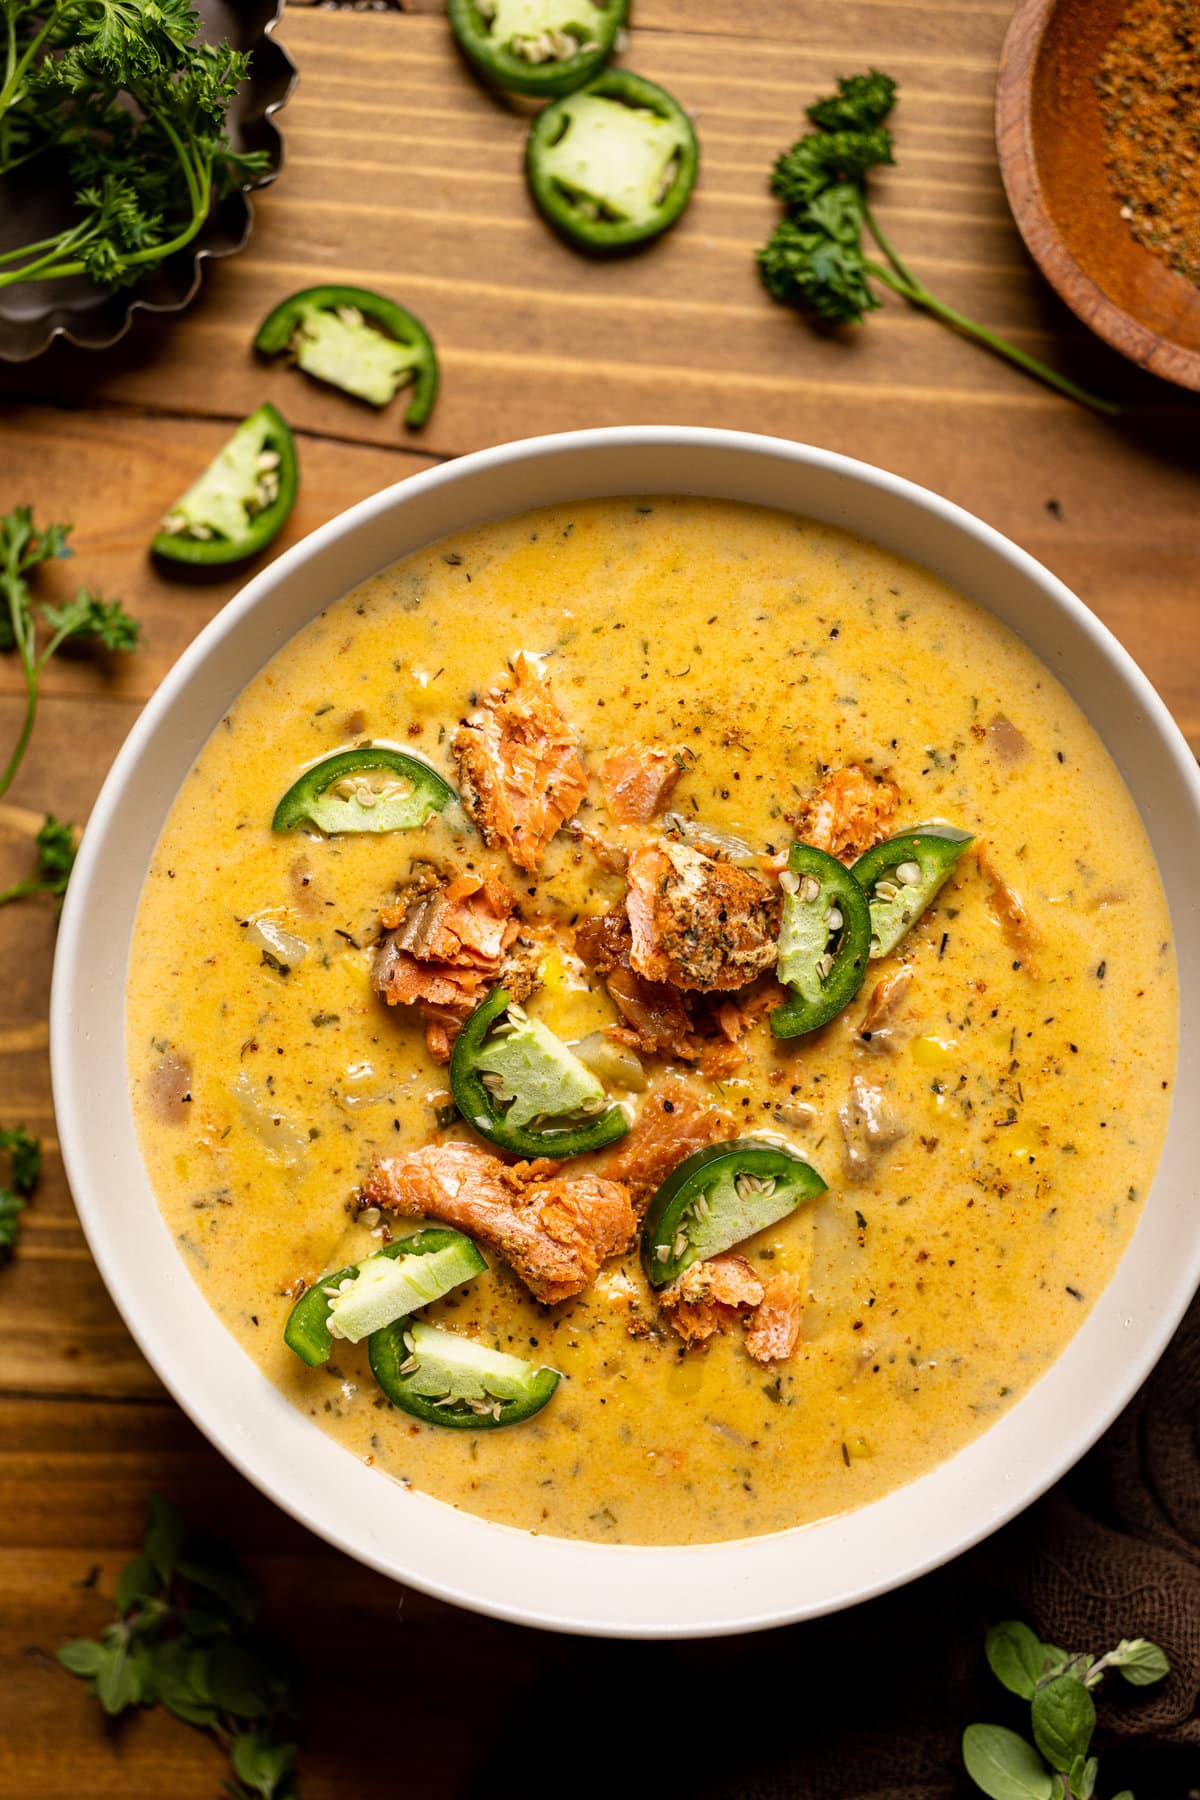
[1096, 0, 1200, 288]
[996, 0, 1200, 390]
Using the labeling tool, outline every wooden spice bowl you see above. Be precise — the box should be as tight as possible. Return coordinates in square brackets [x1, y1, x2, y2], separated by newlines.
[996, 0, 1200, 392]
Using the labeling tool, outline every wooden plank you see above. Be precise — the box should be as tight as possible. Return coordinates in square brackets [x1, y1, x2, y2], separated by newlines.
[0, 1401, 547, 1799]
[3, 7, 1186, 455]
[0, 4, 1197, 1791]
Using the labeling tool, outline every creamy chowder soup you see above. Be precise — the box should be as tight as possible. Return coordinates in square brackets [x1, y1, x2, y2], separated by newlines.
[128, 498, 1176, 1546]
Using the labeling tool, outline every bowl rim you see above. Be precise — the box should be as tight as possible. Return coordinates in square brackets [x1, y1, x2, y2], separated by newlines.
[51, 425, 1200, 1637]
[994, 0, 1200, 393]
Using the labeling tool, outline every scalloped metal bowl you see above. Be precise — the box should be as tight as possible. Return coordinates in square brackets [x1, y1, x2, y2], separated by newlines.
[51, 430, 1200, 1637]
[0, 0, 295, 362]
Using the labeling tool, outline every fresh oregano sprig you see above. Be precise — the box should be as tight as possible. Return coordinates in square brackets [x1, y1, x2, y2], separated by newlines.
[57, 1495, 300, 1800]
[963, 1618, 1170, 1800]
[757, 71, 1119, 414]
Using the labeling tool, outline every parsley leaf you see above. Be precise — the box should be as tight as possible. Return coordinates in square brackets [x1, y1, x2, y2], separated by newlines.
[0, 1125, 41, 1264]
[0, 815, 78, 909]
[0, 507, 138, 883]
[757, 71, 1119, 412]
[41, 591, 141, 654]
[0, 4, 269, 297]
[770, 127, 894, 208]
[806, 70, 898, 132]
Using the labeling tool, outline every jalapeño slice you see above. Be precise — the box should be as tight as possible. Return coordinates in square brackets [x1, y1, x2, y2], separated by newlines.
[271, 746, 457, 835]
[526, 69, 699, 253]
[369, 1320, 560, 1429]
[851, 827, 974, 959]
[152, 404, 298, 567]
[770, 842, 872, 1038]
[450, 985, 630, 1159]
[284, 1228, 485, 1367]
[255, 286, 439, 427]
[641, 1139, 826, 1288]
[448, 0, 629, 99]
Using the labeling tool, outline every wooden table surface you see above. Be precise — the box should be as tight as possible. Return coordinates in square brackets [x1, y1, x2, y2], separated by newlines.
[1, 3, 1197, 1793]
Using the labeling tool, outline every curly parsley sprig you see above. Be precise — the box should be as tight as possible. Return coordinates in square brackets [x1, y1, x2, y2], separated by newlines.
[0, 0, 269, 293]
[757, 72, 1119, 414]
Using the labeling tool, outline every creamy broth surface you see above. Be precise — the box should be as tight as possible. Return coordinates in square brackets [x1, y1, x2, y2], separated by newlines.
[128, 498, 1176, 1545]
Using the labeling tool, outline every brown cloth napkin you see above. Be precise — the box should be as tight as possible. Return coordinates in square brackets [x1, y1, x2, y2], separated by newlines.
[469, 1298, 1199, 1799]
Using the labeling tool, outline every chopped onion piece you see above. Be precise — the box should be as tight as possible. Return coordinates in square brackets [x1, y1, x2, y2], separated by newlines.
[233, 1072, 310, 1165]
[247, 914, 308, 971]
[661, 812, 758, 863]
[572, 1032, 647, 1092]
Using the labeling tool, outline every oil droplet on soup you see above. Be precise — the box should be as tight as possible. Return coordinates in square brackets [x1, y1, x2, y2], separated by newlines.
[128, 499, 1176, 1546]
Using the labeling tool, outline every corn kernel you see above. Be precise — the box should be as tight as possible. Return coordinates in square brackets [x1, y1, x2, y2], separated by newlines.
[912, 1035, 959, 1071]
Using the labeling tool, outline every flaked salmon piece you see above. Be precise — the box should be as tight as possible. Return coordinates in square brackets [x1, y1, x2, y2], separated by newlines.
[600, 744, 684, 825]
[380, 869, 516, 965]
[625, 839, 780, 992]
[796, 764, 900, 864]
[364, 1141, 635, 1306]
[452, 653, 588, 872]
[660, 1253, 764, 1347]
[861, 965, 912, 1033]
[977, 844, 1040, 975]
[606, 964, 700, 1061]
[744, 1271, 802, 1363]
[574, 908, 702, 1062]
[374, 870, 522, 1061]
[858, 965, 914, 1054]
[593, 1077, 735, 1215]
[696, 976, 790, 1075]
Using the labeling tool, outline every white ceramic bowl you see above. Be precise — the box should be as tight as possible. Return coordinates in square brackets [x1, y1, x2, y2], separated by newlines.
[52, 428, 1200, 1638]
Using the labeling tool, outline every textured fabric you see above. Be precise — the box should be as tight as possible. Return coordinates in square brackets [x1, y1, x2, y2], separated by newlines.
[470, 1298, 1198, 1798]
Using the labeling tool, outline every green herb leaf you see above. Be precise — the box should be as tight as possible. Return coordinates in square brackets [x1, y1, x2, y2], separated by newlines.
[0, 505, 139, 816]
[115, 1552, 162, 1615]
[962, 1725, 1054, 1800]
[0, 1187, 28, 1260]
[230, 1730, 298, 1798]
[770, 126, 893, 208]
[55, 1495, 299, 1793]
[144, 1493, 185, 1584]
[755, 72, 1121, 412]
[758, 210, 878, 325]
[178, 1539, 258, 1629]
[1072, 1753, 1099, 1800]
[1031, 1676, 1096, 1774]
[0, 1126, 40, 1194]
[986, 1621, 1048, 1700]
[1109, 1638, 1170, 1686]
[0, 10, 268, 298]
[206, 1641, 273, 1719]
[96, 1637, 141, 1715]
[0, 1126, 40, 1263]
[57, 1638, 107, 1678]
[806, 69, 897, 131]
[41, 591, 141, 654]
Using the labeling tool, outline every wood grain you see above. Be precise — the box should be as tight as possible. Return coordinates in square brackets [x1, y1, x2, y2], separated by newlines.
[0, 3, 1197, 1794]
